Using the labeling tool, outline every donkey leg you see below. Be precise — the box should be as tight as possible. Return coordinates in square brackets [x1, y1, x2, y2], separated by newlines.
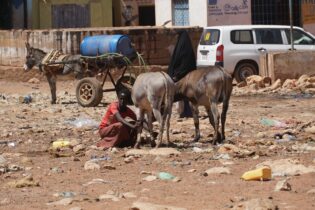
[146, 111, 156, 147]
[220, 100, 230, 143]
[152, 108, 164, 148]
[206, 105, 215, 130]
[206, 105, 218, 143]
[191, 103, 200, 142]
[134, 109, 144, 149]
[46, 74, 57, 104]
[165, 104, 172, 146]
[210, 102, 221, 145]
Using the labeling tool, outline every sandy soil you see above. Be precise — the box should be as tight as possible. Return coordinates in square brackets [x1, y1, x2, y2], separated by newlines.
[0, 75, 315, 210]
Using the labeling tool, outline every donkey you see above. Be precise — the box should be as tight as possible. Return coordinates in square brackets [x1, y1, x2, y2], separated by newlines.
[175, 66, 233, 145]
[131, 71, 175, 148]
[24, 43, 86, 104]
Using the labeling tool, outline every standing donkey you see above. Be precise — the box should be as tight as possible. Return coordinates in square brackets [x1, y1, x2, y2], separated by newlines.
[131, 71, 175, 148]
[175, 66, 233, 145]
[24, 43, 86, 104]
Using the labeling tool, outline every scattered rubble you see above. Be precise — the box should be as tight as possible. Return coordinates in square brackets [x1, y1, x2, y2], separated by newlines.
[234, 74, 315, 95]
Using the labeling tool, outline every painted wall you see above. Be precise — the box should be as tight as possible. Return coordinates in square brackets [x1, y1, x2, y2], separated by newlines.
[189, 0, 207, 27]
[32, 0, 113, 29]
[155, 0, 172, 26]
[113, 0, 123, 27]
[155, 0, 251, 27]
[302, 1, 315, 35]
[207, 0, 251, 26]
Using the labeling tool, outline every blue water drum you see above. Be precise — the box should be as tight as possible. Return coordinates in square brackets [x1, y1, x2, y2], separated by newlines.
[80, 34, 136, 60]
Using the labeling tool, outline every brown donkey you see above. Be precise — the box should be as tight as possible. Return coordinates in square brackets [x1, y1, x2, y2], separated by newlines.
[175, 66, 233, 145]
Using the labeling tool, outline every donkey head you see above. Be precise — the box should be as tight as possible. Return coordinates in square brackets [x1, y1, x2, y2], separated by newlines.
[24, 43, 46, 71]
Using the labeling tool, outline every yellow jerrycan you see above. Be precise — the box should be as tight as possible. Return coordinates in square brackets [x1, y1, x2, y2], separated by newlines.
[241, 166, 272, 181]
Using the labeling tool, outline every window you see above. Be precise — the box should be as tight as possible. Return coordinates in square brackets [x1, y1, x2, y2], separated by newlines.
[285, 29, 315, 45]
[252, 0, 301, 26]
[255, 29, 283, 44]
[231, 30, 253, 44]
[173, 0, 189, 26]
[199, 29, 220, 45]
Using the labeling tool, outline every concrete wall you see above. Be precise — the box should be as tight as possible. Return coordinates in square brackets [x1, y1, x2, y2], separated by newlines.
[155, 0, 172, 26]
[0, 26, 202, 67]
[260, 51, 315, 82]
[190, 0, 207, 27]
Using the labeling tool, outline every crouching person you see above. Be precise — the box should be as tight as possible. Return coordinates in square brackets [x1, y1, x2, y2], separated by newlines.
[97, 90, 138, 149]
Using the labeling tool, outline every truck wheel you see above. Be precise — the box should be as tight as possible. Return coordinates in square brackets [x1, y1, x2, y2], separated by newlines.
[234, 62, 258, 83]
[76, 77, 103, 107]
[116, 75, 136, 105]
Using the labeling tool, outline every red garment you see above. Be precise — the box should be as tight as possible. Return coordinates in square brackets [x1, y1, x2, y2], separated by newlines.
[97, 122, 137, 149]
[99, 102, 136, 129]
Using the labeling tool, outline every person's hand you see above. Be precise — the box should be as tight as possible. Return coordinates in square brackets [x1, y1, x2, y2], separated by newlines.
[132, 120, 142, 130]
[135, 120, 141, 128]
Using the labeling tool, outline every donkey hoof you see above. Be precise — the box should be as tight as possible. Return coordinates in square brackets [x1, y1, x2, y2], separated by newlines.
[154, 143, 161, 149]
[134, 143, 140, 149]
[150, 140, 157, 148]
[193, 135, 201, 142]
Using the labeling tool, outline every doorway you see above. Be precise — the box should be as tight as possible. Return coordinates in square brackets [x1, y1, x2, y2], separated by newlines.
[52, 4, 90, 28]
[138, 6, 155, 26]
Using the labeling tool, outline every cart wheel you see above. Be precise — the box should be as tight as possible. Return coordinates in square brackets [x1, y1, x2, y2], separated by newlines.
[116, 75, 136, 105]
[76, 77, 103, 107]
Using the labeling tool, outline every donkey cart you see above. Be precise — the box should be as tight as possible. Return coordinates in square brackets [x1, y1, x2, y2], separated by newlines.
[75, 54, 136, 107]
[25, 34, 142, 107]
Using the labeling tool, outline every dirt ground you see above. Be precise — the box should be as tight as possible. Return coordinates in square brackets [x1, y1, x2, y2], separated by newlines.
[0, 73, 315, 210]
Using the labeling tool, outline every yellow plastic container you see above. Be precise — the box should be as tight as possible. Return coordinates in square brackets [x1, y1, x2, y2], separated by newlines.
[241, 166, 272, 181]
[52, 140, 70, 149]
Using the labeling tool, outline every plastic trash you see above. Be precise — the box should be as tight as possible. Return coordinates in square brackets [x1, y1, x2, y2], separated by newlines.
[65, 117, 99, 128]
[241, 166, 272, 181]
[90, 155, 111, 162]
[158, 172, 175, 180]
[274, 132, 297, 143]
[59, 192, 76, 198]
[19, 95, 32, 104]
[52, 139, 70, 149]
[7, 142, 16, 147]
[260, 118, 287, 128]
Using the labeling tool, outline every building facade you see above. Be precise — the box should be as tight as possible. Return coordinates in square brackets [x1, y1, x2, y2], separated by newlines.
[155, 0, 315, 34]
[0, 0, 117, 29]
[0, 0, 157, 29]
[2, 0, 315, 35]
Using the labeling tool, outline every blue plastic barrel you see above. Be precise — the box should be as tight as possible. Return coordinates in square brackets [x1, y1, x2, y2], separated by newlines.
[80, 35, 136, 59]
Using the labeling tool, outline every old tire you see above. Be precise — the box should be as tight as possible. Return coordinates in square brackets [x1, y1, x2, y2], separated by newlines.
[116, 75, 136, 105]
[76, 77, 103, 107]
[234, 62, 258, 83]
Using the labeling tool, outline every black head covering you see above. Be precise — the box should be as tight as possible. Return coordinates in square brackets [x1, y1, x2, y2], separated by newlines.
[168, 30, 196, 82]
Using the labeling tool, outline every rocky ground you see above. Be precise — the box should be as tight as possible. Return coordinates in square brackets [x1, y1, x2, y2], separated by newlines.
[0, 75, 315, 210]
